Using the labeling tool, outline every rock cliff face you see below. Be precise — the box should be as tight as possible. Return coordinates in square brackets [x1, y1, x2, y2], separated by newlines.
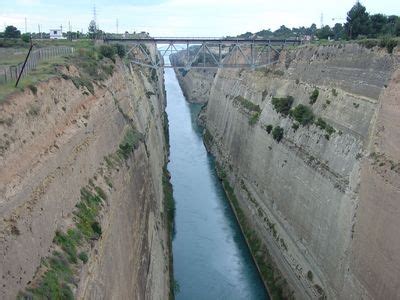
[175, 44, 400, 299]
[170, 52, 216, 103]
[0, 49, 171, 299]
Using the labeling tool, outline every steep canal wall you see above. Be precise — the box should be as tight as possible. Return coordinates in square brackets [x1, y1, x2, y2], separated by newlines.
[173, 43, 400, 299]
[0, 46, 172, 299]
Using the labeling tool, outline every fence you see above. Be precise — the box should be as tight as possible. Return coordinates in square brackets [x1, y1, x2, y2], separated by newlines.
[0, 46, 74, 84]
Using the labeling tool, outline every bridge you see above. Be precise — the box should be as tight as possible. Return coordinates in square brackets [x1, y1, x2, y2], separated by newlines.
[104, 37, 302, 70]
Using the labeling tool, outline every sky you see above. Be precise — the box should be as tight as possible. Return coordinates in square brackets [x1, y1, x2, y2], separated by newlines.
[1, 0, 399, 37]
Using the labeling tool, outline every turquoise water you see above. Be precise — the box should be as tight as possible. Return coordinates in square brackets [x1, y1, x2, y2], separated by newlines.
[165, 67, 268, 300]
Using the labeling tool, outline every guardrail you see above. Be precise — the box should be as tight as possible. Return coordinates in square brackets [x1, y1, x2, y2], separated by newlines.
[0, 46, 74, 85]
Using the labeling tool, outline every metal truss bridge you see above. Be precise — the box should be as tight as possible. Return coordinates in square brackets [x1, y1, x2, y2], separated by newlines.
[104, 37, 302, 70]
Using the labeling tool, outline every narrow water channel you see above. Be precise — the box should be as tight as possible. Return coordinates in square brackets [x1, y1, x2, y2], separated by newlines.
[165, 67, 268, 299]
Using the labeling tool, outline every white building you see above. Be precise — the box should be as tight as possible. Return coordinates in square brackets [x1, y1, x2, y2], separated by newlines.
[49, 29, 65, 39]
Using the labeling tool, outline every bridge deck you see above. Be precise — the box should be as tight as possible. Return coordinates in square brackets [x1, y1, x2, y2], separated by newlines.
[105, 37, 301, 69]
[104, 37, 301, 45]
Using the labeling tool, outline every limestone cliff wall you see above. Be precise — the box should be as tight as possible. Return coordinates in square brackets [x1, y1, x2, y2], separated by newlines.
[170, 52, 216, 103]
[175, 43, 400, 299]
[0, 49, 171, 299]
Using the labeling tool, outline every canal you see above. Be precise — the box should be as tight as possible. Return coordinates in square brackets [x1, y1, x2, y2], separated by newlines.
[165, 67, 268, 299]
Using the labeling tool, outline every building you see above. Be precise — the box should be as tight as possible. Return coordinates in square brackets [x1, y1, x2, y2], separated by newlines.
[49, 28, 65, 39]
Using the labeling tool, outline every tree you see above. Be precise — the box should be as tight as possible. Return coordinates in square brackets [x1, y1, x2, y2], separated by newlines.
[387, 15, 400, 36]
[370, 14, 387, 37]
[88, 20, 97, 40]
[332, 23, 344, 40]
[21, 33, 30, 42]
[396, 18, 400, 36]
[274, 25, 292, 38]
[4, 25, 21, 38]
[344, 2, 371, 39]
[316, 25, 334, 40]
[304, 23, 317, 37]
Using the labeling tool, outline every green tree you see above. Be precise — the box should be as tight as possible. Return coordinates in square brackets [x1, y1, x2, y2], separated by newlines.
[344, 2, 371, 39]
[305, 23, 318, 36]
[332, 23, 344, 40]
[274, 25, 292, 38]
[316, 25, 334, 39]
[4, 25, 21, 38]
[396, 19, 400, 36]
[88, 20, 97, 40]
[370, 14, 387, 37]
[21, 33, 30, 42]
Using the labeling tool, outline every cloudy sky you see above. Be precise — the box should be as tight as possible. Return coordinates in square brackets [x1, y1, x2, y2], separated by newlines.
[1, 0, 399, 36]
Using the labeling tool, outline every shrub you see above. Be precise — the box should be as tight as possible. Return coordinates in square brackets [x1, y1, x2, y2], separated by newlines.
[358, 39, 378, 49]
[71, 76, 94, 95]
[78, 252, 88, 264]
[99, 45, 116, 60]
[114, 43, 126, 57]
[28, 84, 37, 95]
[309, 89, 319, 104]
[265, 124, 273, 134]
[272, 126, 284, 142]
[101, 64, 114, 77]
[249, 111, 260, 126]
[151, 69, 158, 82]
[307, 270, 313, 281]
[271, 96, 294, 116]
[163, 166, 175, 237]
[118, 127, 144, 159]
[331, 89, 338, 97]
[315, 117, 335, 137]
[315, 117, 328, 130]
[94, 186, 107, 201]
[234, 96, 261, 113]
[54, 231, 78, 264]
[75, 188, 104, 239]
[21, 33, 30, 43]
[26, 252, 74, 300]
[379, 37, 397, 54]
[292, 123, 299, 131]
[290, 104, 315, 125]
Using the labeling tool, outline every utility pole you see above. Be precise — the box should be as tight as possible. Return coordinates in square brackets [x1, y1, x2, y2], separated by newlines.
[25, 17, 27, 33]
[38, 24, 40, 39]
[116, 18, 119, 34]
[320, 13, 324, 28]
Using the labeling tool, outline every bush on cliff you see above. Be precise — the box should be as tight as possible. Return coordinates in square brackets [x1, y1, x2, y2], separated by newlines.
[271, 96, 294, 116]
[290, 104, 315, 126]
[272, 126, 284, 142]
[118, 127, 144, 159]
[234, 96, 261, 113]
[309, 89, 319, 104]
[99, 45, 116, 60]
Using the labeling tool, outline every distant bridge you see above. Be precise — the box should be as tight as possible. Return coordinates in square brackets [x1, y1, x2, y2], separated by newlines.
[104, 37, 302, 70]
